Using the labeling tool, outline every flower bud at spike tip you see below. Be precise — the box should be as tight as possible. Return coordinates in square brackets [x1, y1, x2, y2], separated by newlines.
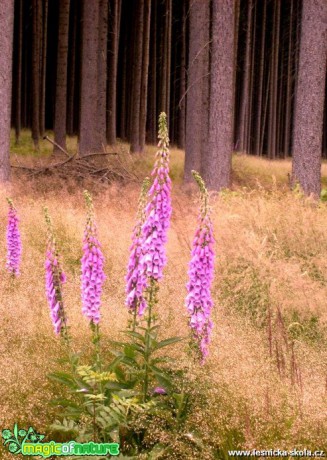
[6, 198, 22, 276]
[141, 112, 172, 283]
[44, 207, 68, 337]
[81, 191, 106, 324]
[186, 173, 215, 362]
[125, 178, 151, 315]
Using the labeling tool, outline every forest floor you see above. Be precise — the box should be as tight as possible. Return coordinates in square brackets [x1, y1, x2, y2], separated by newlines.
[1, 131, 327, 458]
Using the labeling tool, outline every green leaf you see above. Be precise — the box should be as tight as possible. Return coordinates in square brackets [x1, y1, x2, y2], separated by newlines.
[49, 398, 80, 408]
[123, 344, 136, 358]
[48, 371, 76, 388]
[150, 366, 173, 390]
[155, 336, 184, 350]
[123, 330, 146, 343]
[150, 356, 174, 365]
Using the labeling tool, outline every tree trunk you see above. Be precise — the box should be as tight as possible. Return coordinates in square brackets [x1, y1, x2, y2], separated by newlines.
[130, 0, 144, 153]
[184, 0, 210, 182]
[147, 0, 157, 144]
[54, 0, 70, 152]
[0, 0, 14, 182]
[97, 0, 108, 148]
[284, 0, 294, 157]
[177, 0, 186, 149]
[203, 0, 235, 191]
[32, 0, 41, 150]
[267, 0, 280, 159]
[292, 0, 327, 197]
[254, 0, 266, 156]
[233, 0, 240, 150]
[79, 0, 101, 156]
[39, 0, 48, 137]
[119, 29, 128, 140]
[165, 0, 172, 127]
[67, 0, 77, 136]
[238, 0, 253, 153]
[139, 0, 151, 151]
[107, 0, 121, 145]
[15, 0, 23, 145]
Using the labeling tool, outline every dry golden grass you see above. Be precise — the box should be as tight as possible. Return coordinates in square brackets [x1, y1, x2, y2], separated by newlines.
[1, 148, 327, 458]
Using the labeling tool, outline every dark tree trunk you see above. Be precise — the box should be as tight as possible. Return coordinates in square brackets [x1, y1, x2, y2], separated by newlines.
[107, 0, 121, 145]
[0, 0, 14, 182]
[200, 0, 210, 172]
[254, 0, 266, 156]
[139, 0, 151, 151]
[159, 0, 172, 125]
[54, 0, 70, 152]
[32, 0, 41, 150]
[67, 0, 77, 136]
[147, 0, 157, 144]
[184, 0, 210, 182]
[267, 0, 280, 159]
[97, 0, 108, 148]
[177, 0, 186, 149]
[130, 0, 144, 153]
[203, 0, 235, 191]
[39, 0, 48, 137]
[79, 0, 101, 156]
[238, 0, 253, 153]
[119, 29, 128, 140]
[292, 0, 327, 197]
[15, 0, 23, 145]
[165, 0, 172, 127]
[284, 0, 294, 157]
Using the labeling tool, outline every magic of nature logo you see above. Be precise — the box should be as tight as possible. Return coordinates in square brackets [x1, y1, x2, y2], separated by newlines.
[1, 423, 120, 457]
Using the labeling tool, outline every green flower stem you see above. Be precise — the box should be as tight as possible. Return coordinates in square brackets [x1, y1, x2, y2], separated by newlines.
[143, 277, 157, 402]
[132, 307, 137, 332]
[44, 207, 73, 359]
[91, 321, 101, 373]
[192, 170, 209, 217]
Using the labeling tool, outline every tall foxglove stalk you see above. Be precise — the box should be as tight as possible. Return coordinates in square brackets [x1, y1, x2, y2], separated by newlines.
[138, 113, 172, 401]
[81, 191, 106, 325]
[44, 208, 69, 341]
[125, 177, 150, 319]
[6, 199, 22, 276]
[186, 171, 215, 362]
[141, 112, 172, 282]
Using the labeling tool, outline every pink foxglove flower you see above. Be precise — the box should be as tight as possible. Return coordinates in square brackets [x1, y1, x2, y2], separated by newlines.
[141, 112, 172, 281]
[44, 208, 67, 336]
[185, 171, 215, 362]
[6, 199, 22, 276]
[81, 191, 106, 324]
[125, 178, 150, 316]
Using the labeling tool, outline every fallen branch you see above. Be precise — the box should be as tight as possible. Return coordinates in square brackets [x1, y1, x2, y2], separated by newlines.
[43, 135, 72, 158]
[78, 151, 118, 159]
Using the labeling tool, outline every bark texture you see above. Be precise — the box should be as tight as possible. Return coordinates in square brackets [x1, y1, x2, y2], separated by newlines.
[130, 0, 144, 153]
[184, 0, 210, 182]
[107, 0, 121, 145]
[54, 0, 70, 152]
[0, 0, 14, 182]
[204, 0, 235, 191]
[79, 0, 101, 156]
[292, 0, 327, 197]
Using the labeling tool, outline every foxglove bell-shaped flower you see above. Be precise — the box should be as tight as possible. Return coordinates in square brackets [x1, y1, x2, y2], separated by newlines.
[125, 178, 150, 316]
[141, 112, 172, 282]
[185, 171, 215, 362]
[44, 208, 68, 336]
[81, 191, 106, 324]
[6, 199, 22, 276]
